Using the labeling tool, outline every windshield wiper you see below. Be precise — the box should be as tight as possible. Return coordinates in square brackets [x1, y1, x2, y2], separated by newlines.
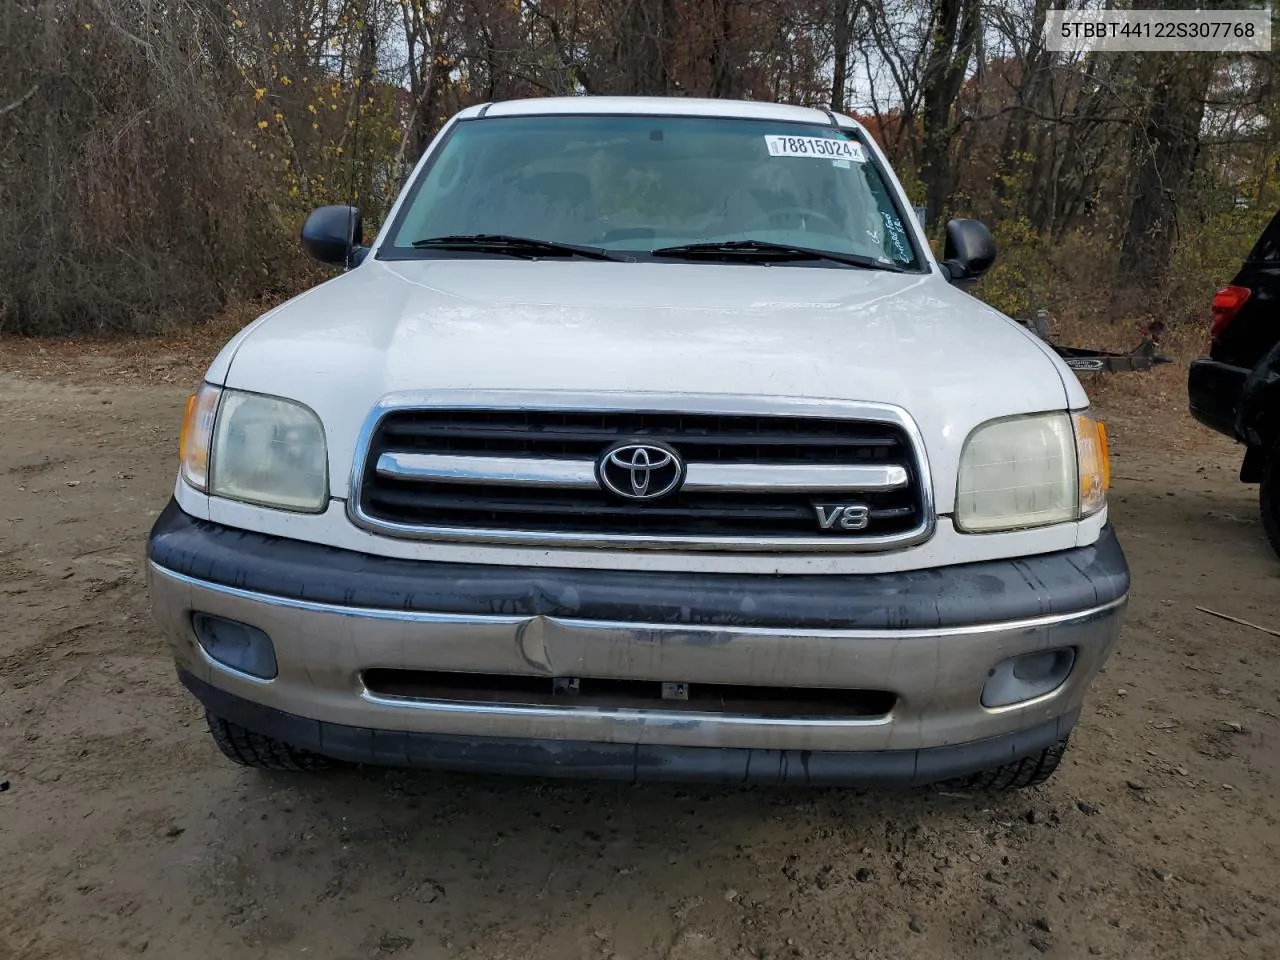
[411, 234, 620, 261]
[650, 240, 905, 272]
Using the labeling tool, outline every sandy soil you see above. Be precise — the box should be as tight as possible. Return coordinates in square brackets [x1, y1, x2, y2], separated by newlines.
[1, 354, 1278, 960]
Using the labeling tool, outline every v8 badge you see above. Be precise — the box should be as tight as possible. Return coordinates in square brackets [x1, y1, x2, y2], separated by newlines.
[814, 503, 871, 531]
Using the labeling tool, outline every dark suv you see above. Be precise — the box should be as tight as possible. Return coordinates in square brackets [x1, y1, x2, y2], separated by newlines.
[1189, 208, 1280, 557]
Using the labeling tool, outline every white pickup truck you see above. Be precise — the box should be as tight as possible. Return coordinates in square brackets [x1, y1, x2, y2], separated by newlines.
[147, 96, 1128, 790]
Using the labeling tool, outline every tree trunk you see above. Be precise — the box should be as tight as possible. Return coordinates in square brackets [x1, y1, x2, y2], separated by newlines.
[622, 0, 670, 95]
[1119, 52, 1216, 283]
[829, 0, 851, 112]
[1120, 0, 1227, 282]
[993, 0, 1051, 221]
[918, 0, 981, 226]
[708, 0, 737, 98]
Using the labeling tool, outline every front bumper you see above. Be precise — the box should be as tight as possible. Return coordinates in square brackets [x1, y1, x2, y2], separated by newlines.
[147, 500, 1129, 784]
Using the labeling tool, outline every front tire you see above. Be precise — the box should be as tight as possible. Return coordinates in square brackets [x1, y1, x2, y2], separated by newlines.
[942, 738, 1068, 792]
[1261, 441, 1280, 560]
[205, 712, 331, 771]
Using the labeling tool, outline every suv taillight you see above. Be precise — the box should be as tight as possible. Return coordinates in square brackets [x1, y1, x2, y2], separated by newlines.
[1211, 285, 1251, 340]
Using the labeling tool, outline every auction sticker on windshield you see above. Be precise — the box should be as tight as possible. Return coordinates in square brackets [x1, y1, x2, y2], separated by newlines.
[765, 136, 866, 162]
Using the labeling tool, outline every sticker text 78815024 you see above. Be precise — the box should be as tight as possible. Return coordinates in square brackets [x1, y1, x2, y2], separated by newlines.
[764, 135, 866, 163]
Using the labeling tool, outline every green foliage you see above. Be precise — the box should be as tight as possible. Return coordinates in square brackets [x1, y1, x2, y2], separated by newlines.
[973, 218, 1054, 320]
[1163, 166, 1280, 323]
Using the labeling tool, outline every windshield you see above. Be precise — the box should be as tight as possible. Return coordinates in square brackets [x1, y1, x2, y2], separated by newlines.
[380, 114, 922, 270]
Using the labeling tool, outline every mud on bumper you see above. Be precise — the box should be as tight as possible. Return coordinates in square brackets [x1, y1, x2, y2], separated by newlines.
[147, 500, 1129, 785]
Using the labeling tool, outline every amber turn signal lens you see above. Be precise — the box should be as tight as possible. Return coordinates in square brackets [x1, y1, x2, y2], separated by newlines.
[179, 385, 221, 491]
[1074, 412, 1109, 517]
[178, 394, 196, 460]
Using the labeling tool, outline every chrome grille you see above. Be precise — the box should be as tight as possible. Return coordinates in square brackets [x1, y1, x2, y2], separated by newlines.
[348, 394, 934, 551]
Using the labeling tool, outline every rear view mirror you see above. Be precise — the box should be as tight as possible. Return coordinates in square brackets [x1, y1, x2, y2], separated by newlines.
[941, 219, 996, 286]
[301, 205, 365, 268]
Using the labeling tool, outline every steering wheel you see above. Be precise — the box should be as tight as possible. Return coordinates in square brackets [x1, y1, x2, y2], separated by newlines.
[763, 206, 845, 236]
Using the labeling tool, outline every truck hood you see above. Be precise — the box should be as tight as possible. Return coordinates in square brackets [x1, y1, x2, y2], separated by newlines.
[215, 259, 1079, 507]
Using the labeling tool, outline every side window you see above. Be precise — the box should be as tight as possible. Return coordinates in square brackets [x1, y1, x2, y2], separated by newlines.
[1249, 211, 1280, 262]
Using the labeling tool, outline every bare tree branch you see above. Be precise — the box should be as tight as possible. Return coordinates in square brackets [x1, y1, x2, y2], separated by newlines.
[0, 83, 39, 115]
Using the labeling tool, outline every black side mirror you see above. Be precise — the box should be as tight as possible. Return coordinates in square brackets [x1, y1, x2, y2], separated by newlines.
[941, 218, 996, 285]
[301, 205, 365, 268]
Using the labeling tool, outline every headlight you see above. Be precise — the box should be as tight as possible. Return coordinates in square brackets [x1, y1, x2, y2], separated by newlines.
[179, 386, 329, 512]
[955, 411, 1109, 533]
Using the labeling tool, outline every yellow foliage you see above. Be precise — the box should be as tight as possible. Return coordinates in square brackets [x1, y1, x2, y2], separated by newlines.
[972, 218, 1049, 319]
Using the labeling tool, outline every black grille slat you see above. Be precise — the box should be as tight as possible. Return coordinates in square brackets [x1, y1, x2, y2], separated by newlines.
[382, 422, 902, 448]
[379, 411, 905, 464]
[367, 487, 917, 533]
[360, 408, 925, 541]
[367, 485, 915, 520]
[370, 489, 822, 521]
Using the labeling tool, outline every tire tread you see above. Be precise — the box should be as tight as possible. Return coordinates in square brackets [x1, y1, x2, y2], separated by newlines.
[941, 738, 1068, 792]
[205, 712, 330, 771]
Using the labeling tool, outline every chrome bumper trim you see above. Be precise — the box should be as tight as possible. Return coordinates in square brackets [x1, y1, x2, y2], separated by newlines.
[358, 691, 891, 728]
[151, 561, 1124, 636]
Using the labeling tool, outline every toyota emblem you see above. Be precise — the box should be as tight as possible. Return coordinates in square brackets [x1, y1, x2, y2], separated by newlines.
[596, 441, 685, 501]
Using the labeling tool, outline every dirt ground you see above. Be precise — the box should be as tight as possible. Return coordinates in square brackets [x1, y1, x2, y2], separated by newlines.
[1, 349, 1278, 960]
